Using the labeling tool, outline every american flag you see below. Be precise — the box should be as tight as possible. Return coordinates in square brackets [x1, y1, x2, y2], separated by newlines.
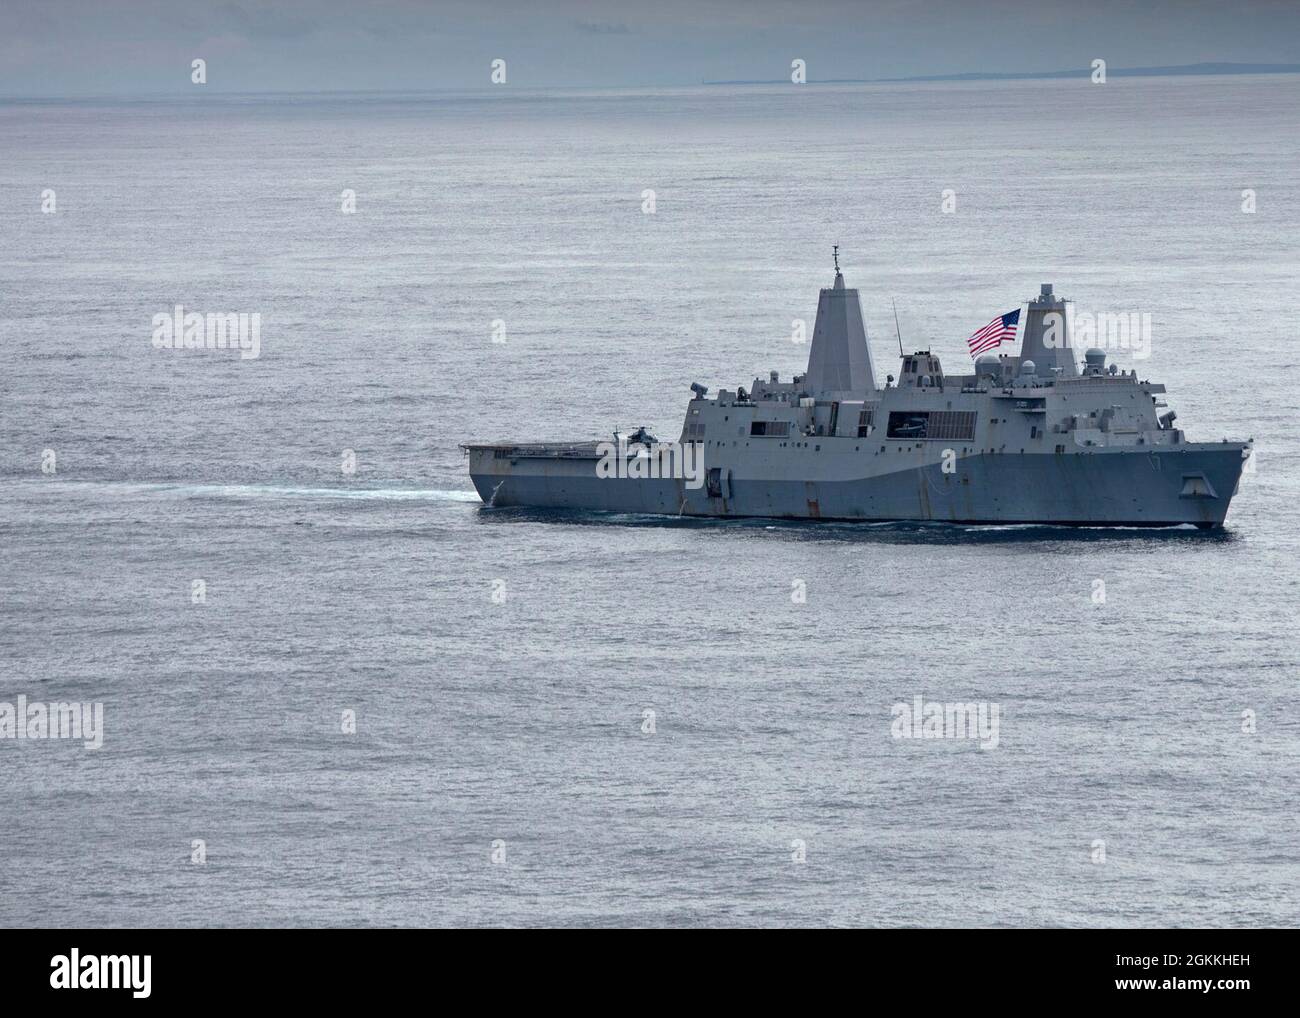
[966, 308, 1021, 357]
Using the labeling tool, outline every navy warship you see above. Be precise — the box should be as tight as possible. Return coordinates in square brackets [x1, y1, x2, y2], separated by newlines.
[464, 256, 1250, 528]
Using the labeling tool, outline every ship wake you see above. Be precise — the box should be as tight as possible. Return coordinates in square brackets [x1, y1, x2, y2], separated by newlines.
[18, 480, 482, 503]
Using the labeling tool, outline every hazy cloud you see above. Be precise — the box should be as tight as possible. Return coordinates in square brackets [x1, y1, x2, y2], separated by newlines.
[575, 22, 632, 36]
[1, 0, 1299, 95]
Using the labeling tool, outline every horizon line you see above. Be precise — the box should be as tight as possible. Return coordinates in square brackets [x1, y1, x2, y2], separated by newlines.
[705, 60, 1300, 85]
[4, 61, 1299, 102]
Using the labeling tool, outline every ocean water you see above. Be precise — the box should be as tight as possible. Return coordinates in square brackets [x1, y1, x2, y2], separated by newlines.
[1, 77, 1298, 927]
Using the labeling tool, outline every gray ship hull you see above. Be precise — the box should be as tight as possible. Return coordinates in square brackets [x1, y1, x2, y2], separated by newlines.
[467, 442, 1247, 528]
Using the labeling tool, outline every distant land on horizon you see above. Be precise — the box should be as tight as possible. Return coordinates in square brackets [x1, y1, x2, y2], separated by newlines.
[705, 61, 1300, 85]
[8, 61, 1300, 102]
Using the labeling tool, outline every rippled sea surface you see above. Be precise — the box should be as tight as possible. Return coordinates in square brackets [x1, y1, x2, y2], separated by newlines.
[2, 77, 1298, 927]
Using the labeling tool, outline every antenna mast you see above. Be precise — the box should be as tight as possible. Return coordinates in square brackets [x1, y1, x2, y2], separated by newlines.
[892, 298, 904, 357]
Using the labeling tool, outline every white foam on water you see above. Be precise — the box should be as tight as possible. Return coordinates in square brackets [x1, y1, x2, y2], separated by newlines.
[15, 480, 483, 503]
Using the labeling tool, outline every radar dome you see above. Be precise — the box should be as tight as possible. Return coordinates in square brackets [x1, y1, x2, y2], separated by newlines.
[1019, 359, 1036, 376]
[1085, 348, 1107, 369]
[975, 353, 1000, 377]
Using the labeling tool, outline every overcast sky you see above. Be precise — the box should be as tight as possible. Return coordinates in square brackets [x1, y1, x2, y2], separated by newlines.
[4, 0, 1300, 96]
